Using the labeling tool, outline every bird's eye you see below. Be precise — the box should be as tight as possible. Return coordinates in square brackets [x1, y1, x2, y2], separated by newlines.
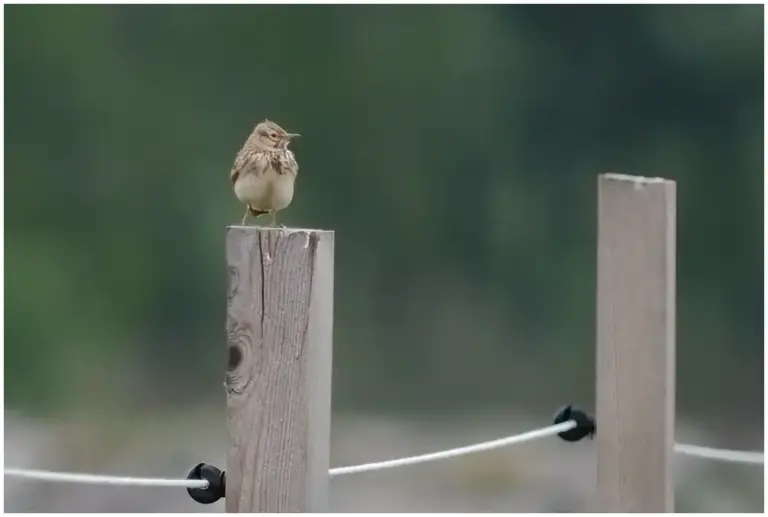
[270, 132, 277, 138]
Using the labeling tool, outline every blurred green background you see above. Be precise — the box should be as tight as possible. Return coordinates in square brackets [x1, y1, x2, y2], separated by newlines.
[4, 4, 763, 512]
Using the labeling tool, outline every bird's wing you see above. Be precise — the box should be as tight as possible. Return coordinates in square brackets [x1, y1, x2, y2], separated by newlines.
[230, 149, 248, 184]
[230, 149, 268, 184]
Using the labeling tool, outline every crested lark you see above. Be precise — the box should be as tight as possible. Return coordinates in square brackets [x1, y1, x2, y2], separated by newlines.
[230, 119, 300, 227]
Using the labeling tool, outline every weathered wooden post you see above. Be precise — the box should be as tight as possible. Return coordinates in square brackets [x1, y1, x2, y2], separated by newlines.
[225, 226, 334, 512]
[596, 174, 676, 512]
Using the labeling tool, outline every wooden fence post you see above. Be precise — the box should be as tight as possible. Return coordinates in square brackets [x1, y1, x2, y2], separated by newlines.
[596, 174, 676, 512]
[225, 226, 334, 512]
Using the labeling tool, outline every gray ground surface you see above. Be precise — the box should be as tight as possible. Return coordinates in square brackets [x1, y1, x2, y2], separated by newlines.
[4, 409, 763, 512]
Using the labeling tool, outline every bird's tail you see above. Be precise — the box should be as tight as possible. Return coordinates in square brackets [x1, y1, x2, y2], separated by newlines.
[248, 207, 269, 217]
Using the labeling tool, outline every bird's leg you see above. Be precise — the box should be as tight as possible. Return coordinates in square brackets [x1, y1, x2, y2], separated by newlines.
[269, 211, 286, 229]
[241, 206, 250, 225]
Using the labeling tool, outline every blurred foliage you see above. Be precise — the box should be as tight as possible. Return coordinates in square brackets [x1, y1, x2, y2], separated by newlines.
[4, 5, 763, 426]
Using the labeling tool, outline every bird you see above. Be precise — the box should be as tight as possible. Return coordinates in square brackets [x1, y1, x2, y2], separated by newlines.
[230, 119, 300, 227]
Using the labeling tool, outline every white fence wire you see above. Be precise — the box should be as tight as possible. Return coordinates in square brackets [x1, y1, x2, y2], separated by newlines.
[4, 419, 763, 490]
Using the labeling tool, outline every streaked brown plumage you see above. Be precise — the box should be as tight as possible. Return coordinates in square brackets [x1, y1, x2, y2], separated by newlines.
[230, 119, 300, 226]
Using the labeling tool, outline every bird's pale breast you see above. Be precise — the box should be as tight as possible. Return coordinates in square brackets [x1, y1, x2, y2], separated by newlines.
[234, 162, 296, 211]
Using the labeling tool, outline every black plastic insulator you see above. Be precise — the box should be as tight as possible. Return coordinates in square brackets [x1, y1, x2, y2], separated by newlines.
[187, 463, 226, 504]
[553, 405, 596, 442]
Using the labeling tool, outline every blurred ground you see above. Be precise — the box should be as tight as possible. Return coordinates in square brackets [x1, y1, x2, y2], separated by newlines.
[4, 408, 763, 512]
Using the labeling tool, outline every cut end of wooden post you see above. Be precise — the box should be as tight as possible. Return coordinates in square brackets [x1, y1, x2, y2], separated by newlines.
[601, 172, 673, 183]
[600, 173, 675, 191]
[226, 225, 333, 234]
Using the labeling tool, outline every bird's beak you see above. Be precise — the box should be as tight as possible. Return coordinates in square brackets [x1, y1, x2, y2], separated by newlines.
[284, 133, 300, 139]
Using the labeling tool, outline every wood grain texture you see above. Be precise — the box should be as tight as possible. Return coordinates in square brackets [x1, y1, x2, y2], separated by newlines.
[225, 226, 334, 512]
[596, 174, 676, 512]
